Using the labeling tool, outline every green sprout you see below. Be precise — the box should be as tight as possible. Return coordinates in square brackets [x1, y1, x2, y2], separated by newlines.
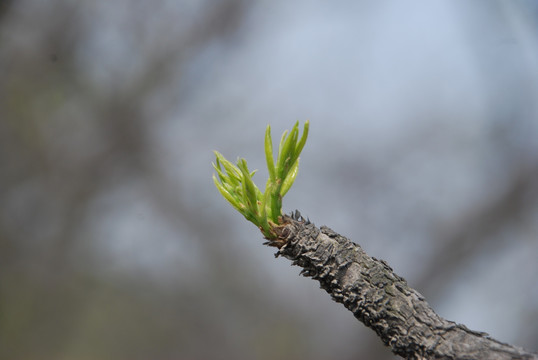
[212, 121, 309, 239]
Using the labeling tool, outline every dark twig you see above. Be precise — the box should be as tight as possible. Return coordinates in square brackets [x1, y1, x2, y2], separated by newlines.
[270, 212, 538, 360]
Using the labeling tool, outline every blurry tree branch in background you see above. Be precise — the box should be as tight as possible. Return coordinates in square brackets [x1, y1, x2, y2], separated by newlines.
[0, 0, 13, 20]
[0, 1, 260, 360]
[418, 164, 538, 297]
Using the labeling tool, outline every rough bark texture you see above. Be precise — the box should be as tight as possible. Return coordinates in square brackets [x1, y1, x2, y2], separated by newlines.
[268, 212, 538, 360]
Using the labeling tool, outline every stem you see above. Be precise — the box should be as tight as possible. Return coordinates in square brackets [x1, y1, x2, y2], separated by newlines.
[268, 212, 538, 360]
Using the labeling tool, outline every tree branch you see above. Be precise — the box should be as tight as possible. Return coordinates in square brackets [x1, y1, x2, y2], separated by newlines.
[268, 212, 538, 360]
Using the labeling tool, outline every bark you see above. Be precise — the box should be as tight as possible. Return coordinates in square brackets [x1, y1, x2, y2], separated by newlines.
[267, 211, 538, 360]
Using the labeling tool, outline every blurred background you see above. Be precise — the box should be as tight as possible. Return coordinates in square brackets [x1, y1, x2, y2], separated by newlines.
[1, 0, 537, 359]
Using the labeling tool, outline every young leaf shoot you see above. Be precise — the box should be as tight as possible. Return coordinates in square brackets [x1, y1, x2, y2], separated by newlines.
[212, 121, 309, 239]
